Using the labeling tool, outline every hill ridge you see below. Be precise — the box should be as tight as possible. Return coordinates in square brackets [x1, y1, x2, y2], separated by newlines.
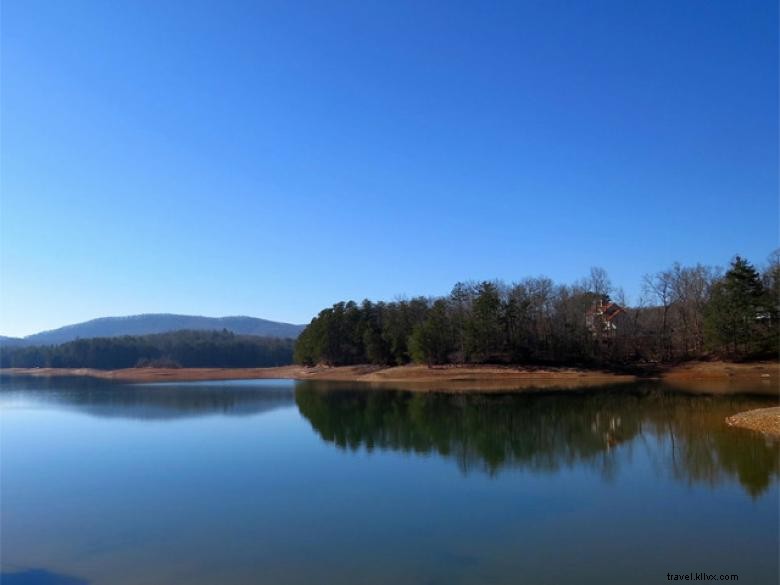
[2, 313, 306, 346]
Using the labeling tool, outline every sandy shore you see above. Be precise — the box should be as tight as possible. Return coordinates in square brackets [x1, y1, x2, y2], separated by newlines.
[661, 360, 779, 381]
[1, 364, 635, 391]
[2, 361, 778, 393]
[659, 361, 779, 395]
[726, 407, 780, 438]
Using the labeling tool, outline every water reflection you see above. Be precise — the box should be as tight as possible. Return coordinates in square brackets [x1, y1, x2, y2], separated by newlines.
[1, 376, 777, 496]
[0, 569, 89, 585]
[0, 376, 778, 584]
[0, 375, 295, 420]
[295, 382, 780, 496]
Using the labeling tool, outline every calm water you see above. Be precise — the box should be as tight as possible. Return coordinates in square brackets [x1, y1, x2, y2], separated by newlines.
[1, 376, 778, 585]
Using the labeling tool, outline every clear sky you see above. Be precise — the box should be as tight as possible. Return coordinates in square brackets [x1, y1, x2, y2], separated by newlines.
[1, 0, 777, 337]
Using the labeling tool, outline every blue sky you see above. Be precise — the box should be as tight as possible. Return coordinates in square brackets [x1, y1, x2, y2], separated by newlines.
[1, 0, 777, 336]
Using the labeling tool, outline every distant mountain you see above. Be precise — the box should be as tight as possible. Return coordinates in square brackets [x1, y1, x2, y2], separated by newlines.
[5, 314, 307, 346]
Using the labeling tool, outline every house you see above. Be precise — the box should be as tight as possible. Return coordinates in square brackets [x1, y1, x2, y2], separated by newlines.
[585, 297, 626, 337]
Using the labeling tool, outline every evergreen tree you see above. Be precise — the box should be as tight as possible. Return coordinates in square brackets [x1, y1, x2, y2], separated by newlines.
[465, 282, 504, 362]
[704, 256, 770, 355]
[409, 299, 454, 365]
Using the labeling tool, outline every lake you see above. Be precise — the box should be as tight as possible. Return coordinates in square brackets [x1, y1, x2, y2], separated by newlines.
[1, 375, 778, 585]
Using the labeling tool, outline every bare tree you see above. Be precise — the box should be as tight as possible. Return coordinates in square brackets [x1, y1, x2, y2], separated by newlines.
[643, 270, 674, 360]
[586, 267, 613, 298]
[669, 263, 718, 356]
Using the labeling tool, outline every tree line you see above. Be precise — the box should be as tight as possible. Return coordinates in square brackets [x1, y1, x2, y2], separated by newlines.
[0, 329, 295, 369]
[294, 253, 779, 368]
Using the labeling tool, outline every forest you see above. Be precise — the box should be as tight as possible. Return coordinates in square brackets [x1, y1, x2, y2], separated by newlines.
[2, 254, 776, 372]
[294, 254, 779, 368]
[0, 330, 294, 369]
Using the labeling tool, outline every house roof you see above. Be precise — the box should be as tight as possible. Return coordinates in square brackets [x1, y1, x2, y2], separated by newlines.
[586, 299, 626, 321]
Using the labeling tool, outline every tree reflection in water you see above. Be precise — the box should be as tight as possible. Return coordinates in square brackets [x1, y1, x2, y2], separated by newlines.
[0, 375, 295, 420]
[295, 381, 779, 497]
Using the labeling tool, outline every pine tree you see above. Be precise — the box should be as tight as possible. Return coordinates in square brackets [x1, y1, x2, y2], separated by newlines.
[704, 256, 769, 356]
[409, 299, 453, 365]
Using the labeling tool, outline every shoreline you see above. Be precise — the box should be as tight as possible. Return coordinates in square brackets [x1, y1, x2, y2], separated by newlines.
[0, 364, 633, 389]
[726, 407, 780, 439]
[2, 361, 777, 393]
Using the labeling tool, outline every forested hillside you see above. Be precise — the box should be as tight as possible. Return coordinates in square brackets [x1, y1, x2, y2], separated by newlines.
[295, 254, 779, 368]
[0, 330, 294, 369]
[12, 314, 305, 346]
